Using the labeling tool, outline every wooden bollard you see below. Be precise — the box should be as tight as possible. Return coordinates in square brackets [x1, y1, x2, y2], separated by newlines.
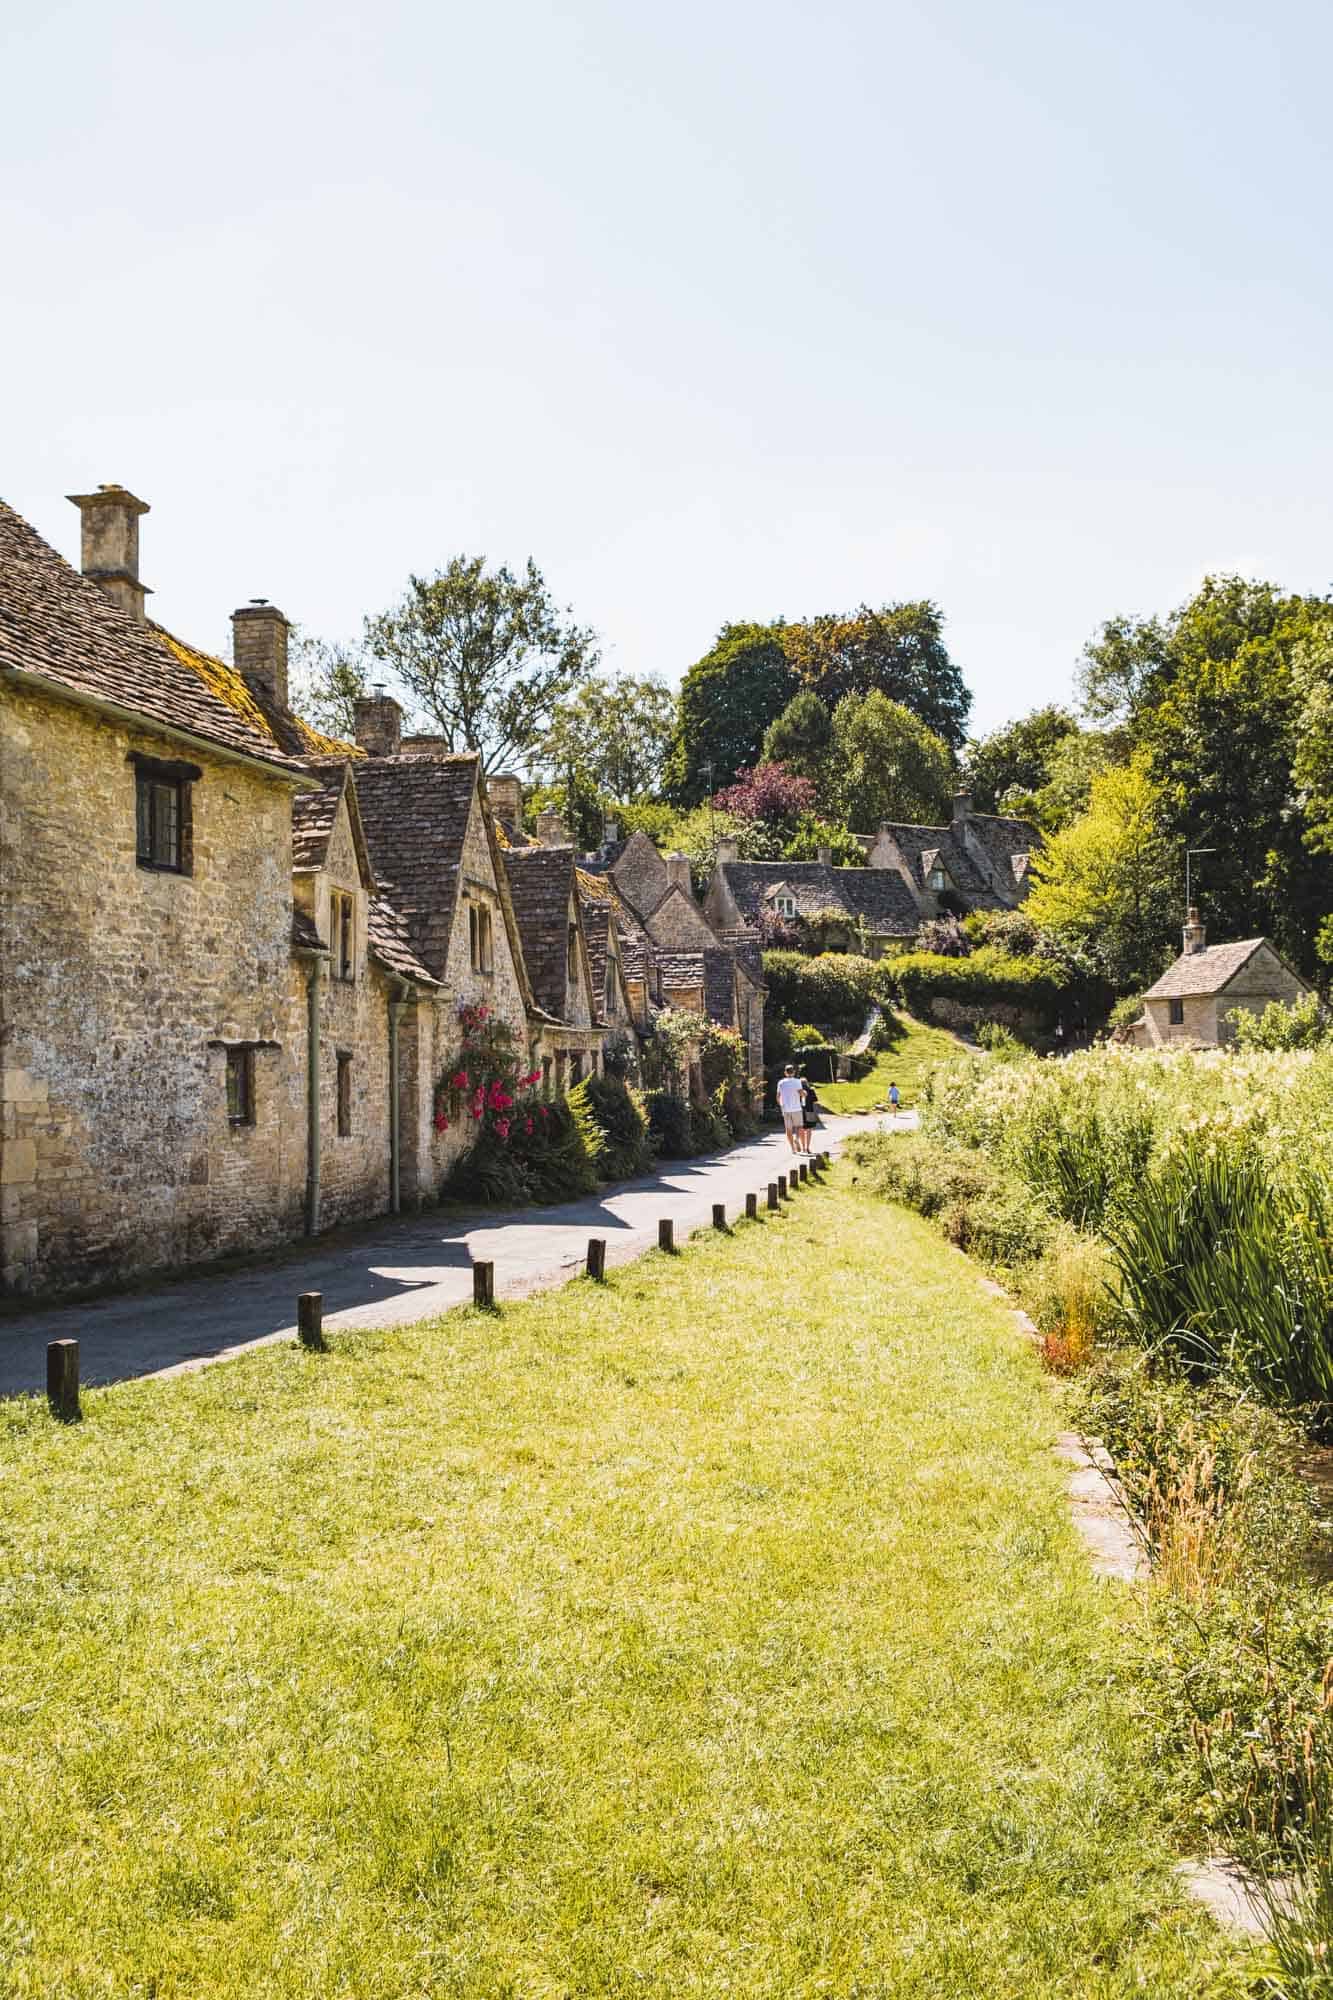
[586, 1237, 607, 1281]
[297, 1292, 325, 1350]
[745, 1191, 758, 1220]
[712, 1203, 726, 1231]
[472, 1260, 495, 1308]
[767, 1182, 779, 1211]
[658, 1217, 675, 1253]
[777, 1174, 788, 1199]
[46, 1338, 79, 1421]
[799, 1162, 810, 1183]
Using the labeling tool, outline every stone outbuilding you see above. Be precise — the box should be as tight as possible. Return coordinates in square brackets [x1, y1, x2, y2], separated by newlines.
[1131, 913, 1312, 1047]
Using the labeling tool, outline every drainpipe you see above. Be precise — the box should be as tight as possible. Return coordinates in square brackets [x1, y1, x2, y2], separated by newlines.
[305, 957, 323, 1236]
[388, 984, 406, 1214]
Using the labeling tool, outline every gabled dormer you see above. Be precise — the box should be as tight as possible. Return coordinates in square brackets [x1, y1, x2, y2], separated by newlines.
[292, 763, 377, 980]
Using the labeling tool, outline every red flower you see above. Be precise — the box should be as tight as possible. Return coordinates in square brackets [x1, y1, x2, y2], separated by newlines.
[494, 1117, 511, 1139]
[433, 1111, 449, 1132]
[451, 1070, 469, 1090]
[525, 1117, 534, 1135]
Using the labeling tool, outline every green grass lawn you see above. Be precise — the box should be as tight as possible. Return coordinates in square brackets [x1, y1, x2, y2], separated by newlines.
[818, 1010, 965, 1114]
[0, 1184, 1249, 1998]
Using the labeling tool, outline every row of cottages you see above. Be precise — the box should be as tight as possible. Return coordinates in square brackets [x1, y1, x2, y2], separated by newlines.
[0, 485, 748, 1300]
[702, 792, 1038, 955]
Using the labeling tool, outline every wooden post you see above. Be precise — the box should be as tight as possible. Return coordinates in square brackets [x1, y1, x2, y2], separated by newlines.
[46, 1339, 79, 1421]
[745, 1191, 758, 1220]
[472, 1260, 495, 1308]
[586, 1237, 607, 1281]
[712, 1203, 726, 1231]
[777, 1173, 788, 1199]
[658, 1217, 675, 1253]
[799, 1161, 810, 1183]
[297, 1292, 325, 1350]
[767, 1182, 779, 1211]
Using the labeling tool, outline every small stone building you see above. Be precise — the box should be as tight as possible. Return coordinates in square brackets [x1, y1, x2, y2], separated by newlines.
[1131, 914, 1312, 1047]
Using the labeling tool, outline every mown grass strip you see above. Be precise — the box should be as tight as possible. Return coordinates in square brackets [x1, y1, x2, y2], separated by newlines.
[0, 1185, 1248, 1997]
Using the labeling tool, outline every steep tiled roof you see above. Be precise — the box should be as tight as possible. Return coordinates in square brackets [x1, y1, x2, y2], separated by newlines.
[153, 625, 358, 763]
[1145, 939, 1276, 999]
[348, 755, 481, 980]
[504, 845, 577, 1019]
[874, 824, 993, 903]
[718, 860, 918, 935]
[657, 952, 706, 991]
[291, 909, 326, 954]
[0, 499, 301, 774]
[291, 780, 341, 870]
[367, 896, 440, 988]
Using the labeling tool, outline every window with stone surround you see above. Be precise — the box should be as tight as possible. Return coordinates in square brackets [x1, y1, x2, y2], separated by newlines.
[132, 753, 197, 874]
[468, 902, 494, 975]
[333, 891, 355, 981]
[568, 924, 579, 986]
[226, 1047, 255, 1126]
[1169, 997, 1185, 1026]
[337, 1052, 353, 1136]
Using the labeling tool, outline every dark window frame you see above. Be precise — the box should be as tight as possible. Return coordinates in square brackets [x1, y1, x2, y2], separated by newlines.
[1168, 996, 1185, 1026]
[336, 1051, 353, 1136]
[568, 923, 580, 985]
[226, 1046, 255, 1127]
[333, 891, 355, 982]
[131, 753, 198, 875]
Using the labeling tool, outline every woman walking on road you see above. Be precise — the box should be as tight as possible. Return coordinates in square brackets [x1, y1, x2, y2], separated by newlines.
[799, 1072, 821, 1154]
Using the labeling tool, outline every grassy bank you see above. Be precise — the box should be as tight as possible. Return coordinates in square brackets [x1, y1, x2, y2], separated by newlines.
[817, 1009, 962, 1114]
[0, 1185, 1247, 1996]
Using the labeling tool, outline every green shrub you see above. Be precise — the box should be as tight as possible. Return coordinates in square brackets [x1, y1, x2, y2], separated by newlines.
[789, 1022, 827, 1048]
[887, 946, 1068, 1024]
[568, 1074, 652, 1183]
[760, 951, 883, 1034]
[643, 1089, 695, 1158]
[1017, 1224, 1115, 1344]
[843, 1132, 1051, 1269]
[975, 1021, 1031, 1060]
[1228, 991, 1331, 1050]
[1107, 993, 1145, 1036]
[446, 1098, 597, 1206]
[689, 1093, 732, 1154]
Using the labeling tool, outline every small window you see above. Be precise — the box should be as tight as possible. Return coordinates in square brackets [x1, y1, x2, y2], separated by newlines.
[542, 1054, 553, 1096]
[568, 923, 580, 985]
[337, 1052, 352, 1136]
[1169, 997, 1185, 1026]
[469, 902, 494, 974]
[928, 867, 947, 892]
[570, 1053, 583, 1087]
[774, 893, 797, 919]
[605, 959, 618, 1016]
[136, 771, 185, 871]
[226, 1047, 254, 1127]
[334, 893, 355, 981]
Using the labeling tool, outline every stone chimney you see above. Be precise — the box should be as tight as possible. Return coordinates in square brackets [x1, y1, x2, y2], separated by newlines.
[817, 844, 833, 866]
[604, 818, 619, 845]
[536, 807, 570, 847]
[353, 688, 402, 757]
[951, 790, 973, 827]
[716, 836, 739, 866]
[232, 599, 289, 707]
[487, 773, 524, 828]
[1182, 907, 1207, 956]
[665, 851, 694, 896]
[67, 483, 151, 621]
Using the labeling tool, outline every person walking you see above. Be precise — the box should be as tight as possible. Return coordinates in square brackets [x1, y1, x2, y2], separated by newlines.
[800, 1072, 821, 1153]
[776, 1064, 805, 1154]
[888, 1081, 901, 1115]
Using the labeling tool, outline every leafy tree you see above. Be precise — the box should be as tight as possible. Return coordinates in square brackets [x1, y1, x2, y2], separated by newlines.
[1024, 759, 1176, 990]
[664, 806, 782, 883]
[1293, 628, 1333, 857]
[782, 602, 971, 751]
[761, 690, 832, 783]
[538, 673, 674, 802]
[964, 705, 1077, 813]
[825, 691, 955, 831]
[713, 762, 817, 828]
[781, 814, 865, 865]
[1077, 612, 1171, 724]
[521, 777, 604, 852]
[665, 622, 793, 805]
[1025, 729, 1128, 829]
[288, 631, 373, 741]
[364, 556, 598, 772]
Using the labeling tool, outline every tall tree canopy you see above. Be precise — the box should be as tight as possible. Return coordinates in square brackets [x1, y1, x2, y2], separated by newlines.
[761, 689, 832, 783]
[665, 622, 792, 805]
[782, 603, 971, 751]
[1025, 759, 1177, 991]
[537, 673, 675, 802]
[364, 556, 599, 772]
[1081, 576, 1333, 970]
[963, 704, 1078, 813]
[825, 692, 955, 831]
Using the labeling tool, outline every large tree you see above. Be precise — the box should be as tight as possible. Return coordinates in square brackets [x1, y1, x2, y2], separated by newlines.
[364, 556, 599, 772]
[963, 704, 1078, 813]
[538, 673, 675, 802]
[288, 631, 372, 741]
[782, 602, 971, 751]
[825, 691, 955, 831]
[1025, 759, 1177, 991]
[1081, 576, 1333, 970]
[665, 622, 794, 805]
[761, 689, 833, 783]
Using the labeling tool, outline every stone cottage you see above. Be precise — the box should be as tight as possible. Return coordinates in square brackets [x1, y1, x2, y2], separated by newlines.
[501, 840, 609, 1092]
[704, 846, 919, 956]
[1130, 913, 1312, 1047]
[859, 793, 1036, 918]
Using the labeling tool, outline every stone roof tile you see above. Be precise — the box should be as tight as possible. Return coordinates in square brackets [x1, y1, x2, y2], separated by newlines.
[503, 844, 577, 1019]
[1145, 939, 1274, 999]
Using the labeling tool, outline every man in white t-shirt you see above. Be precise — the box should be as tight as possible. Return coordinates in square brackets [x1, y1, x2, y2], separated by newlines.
[775, 1064, 805, 1153]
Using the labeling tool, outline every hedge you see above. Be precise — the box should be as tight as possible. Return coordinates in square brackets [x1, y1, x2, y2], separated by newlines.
[760, 951, 883, 1034]
[884, 946, 1068, 1022]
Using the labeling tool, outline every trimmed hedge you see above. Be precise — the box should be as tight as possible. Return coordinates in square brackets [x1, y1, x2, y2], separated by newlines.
[760, 951, 882, 1034]
[885, 946, 1068, 1023]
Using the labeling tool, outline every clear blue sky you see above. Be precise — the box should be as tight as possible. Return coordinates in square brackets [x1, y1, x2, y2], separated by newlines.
[5, 0, 1332, 737]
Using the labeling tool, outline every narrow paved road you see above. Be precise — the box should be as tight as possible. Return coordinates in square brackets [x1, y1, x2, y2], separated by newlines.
[0, 1114, 905, 1396]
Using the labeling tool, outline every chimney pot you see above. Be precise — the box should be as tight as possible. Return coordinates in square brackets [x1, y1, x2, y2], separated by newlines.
[952, 790, 973, 826]
[716, 836, 739, 866]
[232, 601, 290, 709]
[486, 773, 524, 828]
[67, 483, 152, 621]
[353, 692, 403, 757]
[1183, 906, 1207, 955]
[817, 844, 833, 866]
[665, 851, 694, 897]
